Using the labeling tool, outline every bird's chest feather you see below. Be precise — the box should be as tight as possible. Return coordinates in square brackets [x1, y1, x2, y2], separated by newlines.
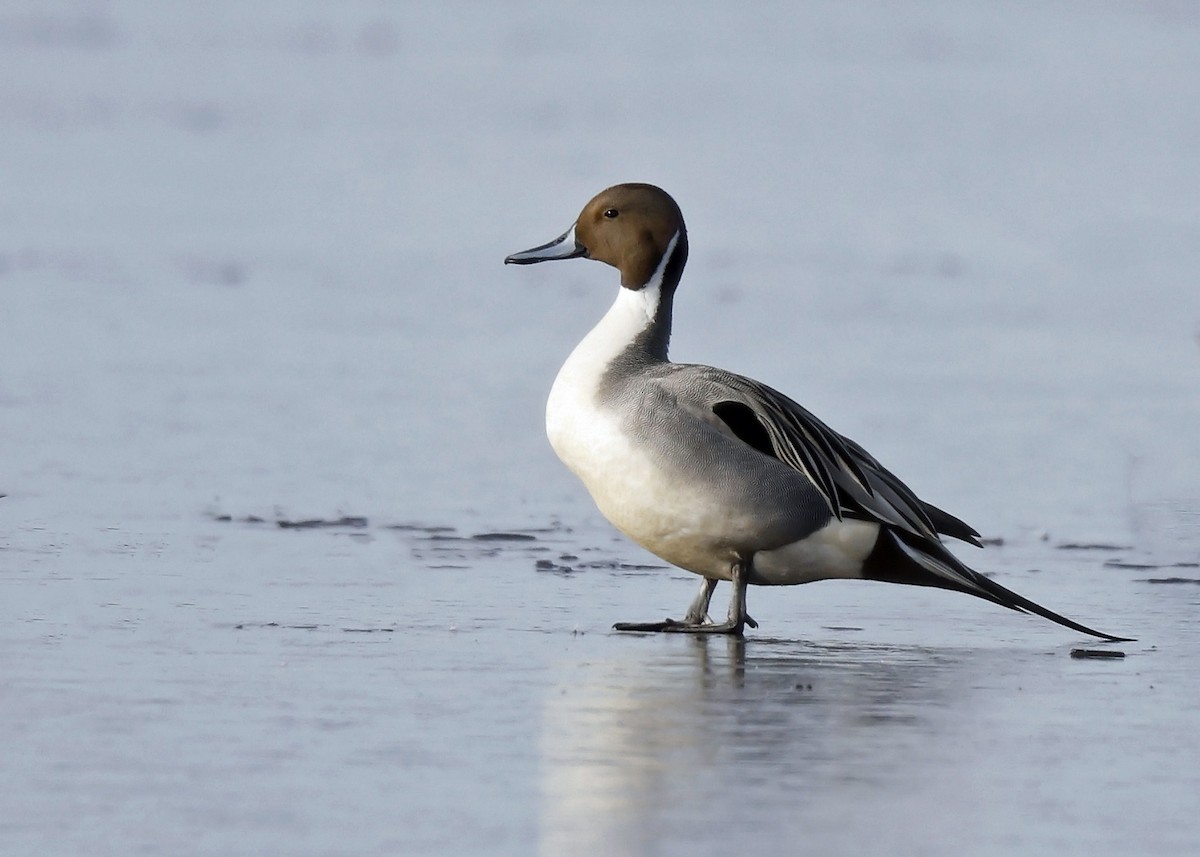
[546, 347, 653, 521]
[545, 287, 664, 512]
[546, 353, 744, 574]
[543, 285, 758, 573]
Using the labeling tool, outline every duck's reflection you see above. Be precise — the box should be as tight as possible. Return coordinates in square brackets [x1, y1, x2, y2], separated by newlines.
[538, 636, 967, 857]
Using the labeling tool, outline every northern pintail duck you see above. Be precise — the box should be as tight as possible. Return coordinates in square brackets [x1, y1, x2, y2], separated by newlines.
[505, 183, 1130, 641]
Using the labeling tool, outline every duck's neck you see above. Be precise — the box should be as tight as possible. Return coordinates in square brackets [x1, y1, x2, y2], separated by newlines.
[599, 229, 688, 366]
[610, 275, 673, 362]
[551, 230, 688, 412]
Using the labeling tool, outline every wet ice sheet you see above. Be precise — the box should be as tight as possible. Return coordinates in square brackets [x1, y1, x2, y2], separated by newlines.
[3, 517, 1197, 857]
[539, 638, 1192, 857]
[3, 1, 1200, 855]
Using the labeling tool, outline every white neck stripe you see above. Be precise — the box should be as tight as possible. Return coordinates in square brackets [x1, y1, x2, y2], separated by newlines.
[627, 230, 680, 324]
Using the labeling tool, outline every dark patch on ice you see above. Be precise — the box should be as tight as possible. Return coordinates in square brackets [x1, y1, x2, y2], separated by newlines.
[411, 532, 550, 564]
[211, 512, 368, 529]
[233, 622, 321, 631]
[208, 511, 658, 577]
[822, 626, 865, 632]
[564, 559, 669, 571]
[519, 523, 575, 534]
[1138, 577, 1200, 585]
[1070, 649, 1126, 659]
[383, 523, 456, 533]
[213, 514, 266, 524]
[230, 621, 395, 633]
[402, 520, 595, 568]
[1058, 542, 1132, 551]
[979, 537, 1005, 547]
[534, 556, 669, 575]
[1104, 560, 1160, 570]
[277, 516, 369, 529]
[536, 559, 575, 575]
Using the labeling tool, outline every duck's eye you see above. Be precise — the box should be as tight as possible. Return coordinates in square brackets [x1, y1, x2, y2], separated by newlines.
[603, 208, 619, 219]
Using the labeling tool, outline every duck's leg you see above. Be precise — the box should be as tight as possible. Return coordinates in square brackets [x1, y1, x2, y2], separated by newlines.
[682, 577, 719, 624]
[664, 561, 753, 635]
[613, 563, 757, 635]
[613, 577, 717, 632]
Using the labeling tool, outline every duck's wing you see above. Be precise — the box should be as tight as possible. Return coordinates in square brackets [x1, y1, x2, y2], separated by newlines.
[684, 366, 981, 547]
[675, 365, 1133, 643]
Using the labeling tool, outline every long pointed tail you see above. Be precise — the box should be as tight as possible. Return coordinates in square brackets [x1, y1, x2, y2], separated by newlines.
[866, 530, 1134, 642]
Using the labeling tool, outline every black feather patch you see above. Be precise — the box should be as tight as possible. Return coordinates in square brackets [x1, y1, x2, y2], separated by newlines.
[713, 401, 776, 459]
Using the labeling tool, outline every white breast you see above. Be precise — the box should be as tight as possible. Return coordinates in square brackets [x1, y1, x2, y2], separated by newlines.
[545, 282, 659, 491]
[545, 237, 718, 562]
[545, 234, 676, 487]
[548, 350, 731, 576]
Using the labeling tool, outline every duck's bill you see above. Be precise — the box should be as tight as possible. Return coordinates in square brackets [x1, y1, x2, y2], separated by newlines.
[504, 225, 586, 265]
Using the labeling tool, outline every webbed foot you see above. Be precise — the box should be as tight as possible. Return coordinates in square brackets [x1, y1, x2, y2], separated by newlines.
[613, 563, 756, 635]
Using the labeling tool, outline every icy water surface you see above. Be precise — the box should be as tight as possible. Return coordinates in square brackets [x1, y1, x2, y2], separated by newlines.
[3, 2, 1200, 855]
[4, 514, 1196, 856]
